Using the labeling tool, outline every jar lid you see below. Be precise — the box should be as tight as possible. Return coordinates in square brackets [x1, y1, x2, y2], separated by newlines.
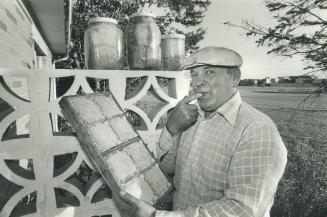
[161, 34, 185, 39]
[88, 17, 118, 25]
[130, 12, 156, 18]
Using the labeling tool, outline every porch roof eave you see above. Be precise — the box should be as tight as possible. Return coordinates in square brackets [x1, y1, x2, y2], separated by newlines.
[22, 0, 73, 56]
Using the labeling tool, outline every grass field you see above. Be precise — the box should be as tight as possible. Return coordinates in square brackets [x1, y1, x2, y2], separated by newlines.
[239, 86, 327, 110]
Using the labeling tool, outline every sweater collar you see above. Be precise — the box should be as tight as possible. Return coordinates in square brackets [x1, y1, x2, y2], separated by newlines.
[197, 90, 242, 126]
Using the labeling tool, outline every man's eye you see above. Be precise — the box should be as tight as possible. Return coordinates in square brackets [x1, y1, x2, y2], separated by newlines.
[205, 70, 215, 75]
[191, 72, 198, 78]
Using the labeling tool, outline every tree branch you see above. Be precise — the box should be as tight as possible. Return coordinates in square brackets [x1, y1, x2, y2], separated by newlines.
[287, 2, 327, 24]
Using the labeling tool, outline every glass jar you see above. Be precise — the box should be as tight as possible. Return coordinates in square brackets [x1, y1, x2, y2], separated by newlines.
[161, 34, 185, 71]
[84, 17, 125, 69]
[127, 12, 161, 70]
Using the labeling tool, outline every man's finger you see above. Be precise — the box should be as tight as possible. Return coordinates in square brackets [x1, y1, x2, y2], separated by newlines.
[182, 93, 203, 104]
[187, 104, 198, 111]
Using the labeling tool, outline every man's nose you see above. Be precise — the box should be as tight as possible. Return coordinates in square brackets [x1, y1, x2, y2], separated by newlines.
[192, 77, 206, 87]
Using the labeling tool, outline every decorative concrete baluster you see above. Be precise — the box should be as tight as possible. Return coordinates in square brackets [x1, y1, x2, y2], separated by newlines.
[0, 68, 190, 217]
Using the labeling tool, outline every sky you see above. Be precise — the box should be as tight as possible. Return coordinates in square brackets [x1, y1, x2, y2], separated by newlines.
[144, 0, 326, 79]
[197, 0, 306, 79]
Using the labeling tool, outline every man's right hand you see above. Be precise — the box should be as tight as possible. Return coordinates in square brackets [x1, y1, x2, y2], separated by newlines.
[166, 93, 202, 136]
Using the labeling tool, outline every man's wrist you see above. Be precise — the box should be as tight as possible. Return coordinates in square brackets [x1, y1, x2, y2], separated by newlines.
[166, 124, 178, 136]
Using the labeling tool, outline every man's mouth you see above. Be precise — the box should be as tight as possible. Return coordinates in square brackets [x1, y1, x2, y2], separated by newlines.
[196, 91, 208, 99]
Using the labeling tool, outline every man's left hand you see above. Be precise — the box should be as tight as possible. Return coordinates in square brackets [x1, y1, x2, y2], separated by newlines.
[118, 191, 156, 217]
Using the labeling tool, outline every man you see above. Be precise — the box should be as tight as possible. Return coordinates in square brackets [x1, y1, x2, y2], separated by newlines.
[118, 47, 287, 217]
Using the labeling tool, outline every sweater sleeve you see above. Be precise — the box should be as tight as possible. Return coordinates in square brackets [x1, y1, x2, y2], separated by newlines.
[156, 126, 181, 174]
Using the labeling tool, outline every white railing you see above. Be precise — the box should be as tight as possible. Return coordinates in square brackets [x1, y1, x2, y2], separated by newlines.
[0, 69, 190, 217]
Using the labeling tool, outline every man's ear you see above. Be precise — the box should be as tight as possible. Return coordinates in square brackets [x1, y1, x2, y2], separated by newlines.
[232, 68, 241, 87]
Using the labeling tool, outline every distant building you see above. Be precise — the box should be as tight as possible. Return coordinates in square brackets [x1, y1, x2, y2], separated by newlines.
[265, 77, 271, 84]
[278, 76, 291, 83]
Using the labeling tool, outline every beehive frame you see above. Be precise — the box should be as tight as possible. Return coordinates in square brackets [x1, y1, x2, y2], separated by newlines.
[59, 92, 174, 207]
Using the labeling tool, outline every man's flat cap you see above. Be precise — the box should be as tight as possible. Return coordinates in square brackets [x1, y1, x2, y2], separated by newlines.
[183, 46, 243, 70]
